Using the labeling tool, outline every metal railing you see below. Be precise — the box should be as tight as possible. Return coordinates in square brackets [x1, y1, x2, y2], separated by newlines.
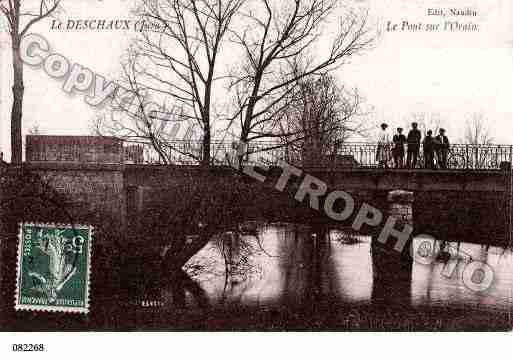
[124, 141, 513, 170]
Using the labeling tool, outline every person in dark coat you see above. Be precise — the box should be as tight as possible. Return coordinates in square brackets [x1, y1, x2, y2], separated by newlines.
[392, 127, 406, 168]
[422, 130, 435, 169]
[406, 122, 421, 168]
[435, 128, 450, 169]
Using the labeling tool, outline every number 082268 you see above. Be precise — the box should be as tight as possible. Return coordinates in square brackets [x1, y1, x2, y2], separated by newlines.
[12, 344, 45, 352]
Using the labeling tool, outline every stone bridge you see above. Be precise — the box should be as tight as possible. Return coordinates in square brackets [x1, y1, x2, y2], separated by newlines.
[8, 135, 512, 248]
[17, 161, 511, 247]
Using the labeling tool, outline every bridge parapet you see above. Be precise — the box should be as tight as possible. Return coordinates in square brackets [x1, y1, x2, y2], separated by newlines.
[127, 141, 513, 170]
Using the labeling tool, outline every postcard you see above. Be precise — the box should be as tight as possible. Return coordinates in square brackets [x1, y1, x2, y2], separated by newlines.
[0, 0, 512, 337]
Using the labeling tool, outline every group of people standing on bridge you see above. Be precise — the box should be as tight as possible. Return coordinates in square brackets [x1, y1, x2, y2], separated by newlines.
[376, 122, 450, 169]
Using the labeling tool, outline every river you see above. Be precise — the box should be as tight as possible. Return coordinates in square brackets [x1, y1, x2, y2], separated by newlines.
[166, 224, 512, 314]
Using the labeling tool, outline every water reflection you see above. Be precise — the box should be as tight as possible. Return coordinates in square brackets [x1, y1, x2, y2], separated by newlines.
[327, 232, 373, 303]
[411, 238, 513, 311]
[173, 224, 512, 312]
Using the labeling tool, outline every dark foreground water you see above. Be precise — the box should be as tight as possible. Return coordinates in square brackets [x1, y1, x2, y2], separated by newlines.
[4, 223, 508, 330]
[172, 224, 512, 314]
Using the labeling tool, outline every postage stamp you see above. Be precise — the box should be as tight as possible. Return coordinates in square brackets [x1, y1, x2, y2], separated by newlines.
[15, 223, 93, 314]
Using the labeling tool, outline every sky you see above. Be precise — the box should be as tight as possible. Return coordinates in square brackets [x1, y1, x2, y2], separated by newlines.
[1, 0, 513, 160]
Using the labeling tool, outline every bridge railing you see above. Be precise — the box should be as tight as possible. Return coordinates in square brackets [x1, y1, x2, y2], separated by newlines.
[124, 141, 513, 170]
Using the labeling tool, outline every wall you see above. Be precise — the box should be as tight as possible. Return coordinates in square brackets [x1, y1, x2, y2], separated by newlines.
[26, 135, 123, 164]
[24, 163, 126, 229]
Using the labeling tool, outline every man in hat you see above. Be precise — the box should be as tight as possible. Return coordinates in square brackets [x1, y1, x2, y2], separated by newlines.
[406, 122, 421, 168]
[376, 123, 391, 168]
[435, 128, 450, 169]
[392, 127, 406, 168]
[423, 130, 436, 169]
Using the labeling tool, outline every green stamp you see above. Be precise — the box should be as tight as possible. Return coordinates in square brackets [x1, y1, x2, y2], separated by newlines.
[15, 223, 93, 314]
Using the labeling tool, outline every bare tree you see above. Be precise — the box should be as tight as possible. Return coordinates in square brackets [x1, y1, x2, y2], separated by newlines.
[226, 0, 374, 151]
[94, 59, 197, 165]
[463, 112, 493, 145]
[460, 112, 495, 168]
[98, 0, 244, 166]
[97, 0, 373, 166]
[276, 73, 364, 166]
[0, 0, 62, 163]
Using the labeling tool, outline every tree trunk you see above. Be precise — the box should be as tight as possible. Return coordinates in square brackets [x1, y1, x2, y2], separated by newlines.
[10, 36, 24, 164]
[202, 124, 211, 167]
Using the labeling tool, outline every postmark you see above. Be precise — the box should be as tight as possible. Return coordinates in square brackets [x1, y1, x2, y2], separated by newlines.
[15, 223, 93, 314]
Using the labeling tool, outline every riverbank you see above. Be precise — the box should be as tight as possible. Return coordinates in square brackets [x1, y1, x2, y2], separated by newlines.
[2, 302, 510, 331]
